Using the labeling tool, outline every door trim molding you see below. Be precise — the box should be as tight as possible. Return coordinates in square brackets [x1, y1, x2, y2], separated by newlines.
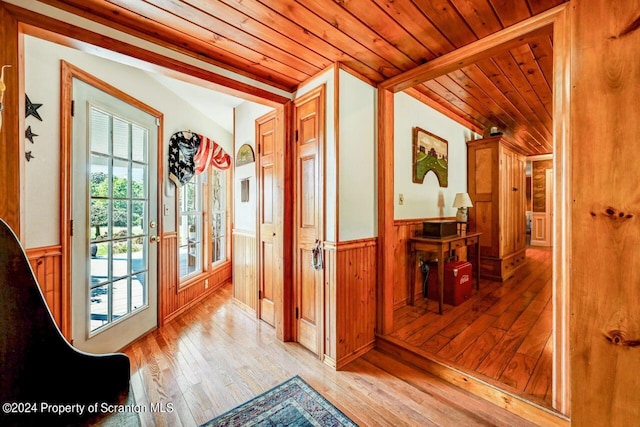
[60, 60, 164, 342]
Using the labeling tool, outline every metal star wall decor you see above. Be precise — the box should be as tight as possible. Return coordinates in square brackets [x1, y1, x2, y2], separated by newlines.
[25, 94, 43, 121]
[25, 125, 38, 143]
[25, 151, 34, 162]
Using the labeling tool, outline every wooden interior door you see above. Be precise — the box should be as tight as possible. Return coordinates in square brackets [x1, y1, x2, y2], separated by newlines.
[531, 168, 553, 246]
[257, 112, 276, 327]
[293, 86, 324, 355]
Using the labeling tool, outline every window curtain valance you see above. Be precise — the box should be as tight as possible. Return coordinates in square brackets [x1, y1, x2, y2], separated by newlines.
[168, 130, 231, 187]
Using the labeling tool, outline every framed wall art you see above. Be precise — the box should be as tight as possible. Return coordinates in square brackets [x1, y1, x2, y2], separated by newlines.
[236, 143, 255, 166]
[412, 126, 448, 187]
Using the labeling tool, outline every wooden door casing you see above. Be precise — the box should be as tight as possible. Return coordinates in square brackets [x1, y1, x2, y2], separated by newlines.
[293, 86, 324, 356]
[257, 112, 276, 327]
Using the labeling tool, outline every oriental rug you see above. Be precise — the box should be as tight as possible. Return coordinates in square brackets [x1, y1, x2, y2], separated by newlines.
[200, 375, 357, 426]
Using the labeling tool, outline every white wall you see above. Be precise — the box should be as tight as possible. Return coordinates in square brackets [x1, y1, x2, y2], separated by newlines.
[394, 92, 478, 220]
[295, 68, 337, 242]
[338, 70, 377, 240]
[24, 35, 234, 247]
[233, 102, 274, 232]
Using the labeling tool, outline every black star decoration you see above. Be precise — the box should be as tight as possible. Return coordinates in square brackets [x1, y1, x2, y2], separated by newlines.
[25, 94, 43, 121]
[25, 151, 35, 162]
[25, 126, 38, 143]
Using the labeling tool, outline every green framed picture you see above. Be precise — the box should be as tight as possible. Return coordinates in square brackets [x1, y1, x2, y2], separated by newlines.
[412, 126, 448, 187]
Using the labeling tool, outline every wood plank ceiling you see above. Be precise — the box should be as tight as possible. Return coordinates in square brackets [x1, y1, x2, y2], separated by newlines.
[42, 0, 567, 155]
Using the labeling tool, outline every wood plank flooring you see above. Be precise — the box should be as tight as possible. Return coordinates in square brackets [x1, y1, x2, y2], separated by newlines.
[389, 247, 553, 408]
[122, 283, 536, 426]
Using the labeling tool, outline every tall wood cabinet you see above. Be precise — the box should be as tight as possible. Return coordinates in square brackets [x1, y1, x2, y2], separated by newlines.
[467, 136, 527, 281]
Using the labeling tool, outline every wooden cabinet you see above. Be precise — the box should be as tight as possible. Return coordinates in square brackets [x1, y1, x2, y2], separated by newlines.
[467, 136, 526, 281]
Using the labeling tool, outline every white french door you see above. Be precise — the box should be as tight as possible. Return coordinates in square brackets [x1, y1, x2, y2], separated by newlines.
[71, 78, 158, 353]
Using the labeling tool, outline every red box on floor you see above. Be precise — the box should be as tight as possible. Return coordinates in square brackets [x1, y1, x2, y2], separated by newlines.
[427, 260, 473, 306]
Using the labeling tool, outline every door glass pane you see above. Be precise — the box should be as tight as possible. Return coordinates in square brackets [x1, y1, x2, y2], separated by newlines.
[90, 241, 110, 286]
[90, 109, 110, 155]
[90, 155, 109, 198]
[113, 200, 130, 235]
[132, 272, 146, 310]
[131, 200, 146, 237]
[90, 199, 110, 240]
[132, 124, 147, 163]
[90, 283, 109, 332]
[113, 117, 130, 159]
[131, 236, 146, 274]
[112, 159, 130, 199]
[131, 163, 146, 199]
[113, 278, 129, 319]
[112, 239, 129, 279]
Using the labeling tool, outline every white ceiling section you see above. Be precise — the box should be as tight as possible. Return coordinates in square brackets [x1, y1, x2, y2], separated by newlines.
[146, 72, 244, 134]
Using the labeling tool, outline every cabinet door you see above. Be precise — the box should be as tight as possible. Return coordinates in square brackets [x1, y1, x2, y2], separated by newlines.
[469, 143, 500, 258]
[500, 147, 513, 256]
[500, 147, 526, 256]
[514, 155, 526, 251]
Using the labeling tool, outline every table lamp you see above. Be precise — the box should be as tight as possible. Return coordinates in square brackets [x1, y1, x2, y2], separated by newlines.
[453, 192, 473, 223]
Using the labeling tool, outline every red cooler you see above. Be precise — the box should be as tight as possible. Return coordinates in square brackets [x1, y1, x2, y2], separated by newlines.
[427, 260, 473, 306]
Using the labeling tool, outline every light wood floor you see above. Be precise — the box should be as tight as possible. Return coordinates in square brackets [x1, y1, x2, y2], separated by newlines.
[390, 247, 553, 408]
[122, 283, 537, 426]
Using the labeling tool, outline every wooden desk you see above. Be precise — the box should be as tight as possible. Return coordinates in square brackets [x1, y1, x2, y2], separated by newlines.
[408, 232, 481, 314]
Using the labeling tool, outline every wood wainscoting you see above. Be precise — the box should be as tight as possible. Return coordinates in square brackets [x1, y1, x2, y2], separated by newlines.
[160, 233, 232, 325]
[324, 238, 377, 369]
[26, 245, 64, 335]
[232, 229, 257, 314]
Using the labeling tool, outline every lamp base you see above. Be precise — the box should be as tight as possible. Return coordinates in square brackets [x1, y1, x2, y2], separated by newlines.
[456, 207, 468, 223]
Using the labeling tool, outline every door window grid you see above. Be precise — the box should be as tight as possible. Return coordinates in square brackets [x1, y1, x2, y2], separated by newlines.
[88, 106, 149, 333]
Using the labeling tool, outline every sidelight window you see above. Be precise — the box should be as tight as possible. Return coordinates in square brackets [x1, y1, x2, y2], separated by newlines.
[178, 175, 203, 279]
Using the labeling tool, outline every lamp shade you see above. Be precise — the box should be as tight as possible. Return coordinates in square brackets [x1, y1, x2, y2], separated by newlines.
[452, 192, 473, 208]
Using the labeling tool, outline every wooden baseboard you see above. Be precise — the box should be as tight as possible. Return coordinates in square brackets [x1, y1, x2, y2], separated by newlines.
[335, 341, 375, 370]
[162, 280, 228, 324]
[323, 355, 337, 369]
[232, 297, 257, 316]
[375, 335, 569, 427]
[393, 298, 408, 310]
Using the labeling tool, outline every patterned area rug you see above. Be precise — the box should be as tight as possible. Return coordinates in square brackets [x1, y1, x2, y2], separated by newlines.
[201, 376, 357, 426]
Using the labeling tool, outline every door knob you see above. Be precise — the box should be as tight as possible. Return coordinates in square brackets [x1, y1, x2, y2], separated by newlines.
[150, 235, 160, 243]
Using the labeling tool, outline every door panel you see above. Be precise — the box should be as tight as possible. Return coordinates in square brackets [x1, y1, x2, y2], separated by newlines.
[300, 156, 316, 228]
[72, 78, 158, 353]
[258, 113, 276, 327]
[293, 86, 324, 356]
[297, 249, 318, 351]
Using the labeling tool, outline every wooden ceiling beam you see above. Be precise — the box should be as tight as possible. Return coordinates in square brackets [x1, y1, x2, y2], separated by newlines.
[379, 4, 565, 93]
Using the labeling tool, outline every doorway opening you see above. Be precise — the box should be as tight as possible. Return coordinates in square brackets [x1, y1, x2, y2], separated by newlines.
[376, 5, 571, 418]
